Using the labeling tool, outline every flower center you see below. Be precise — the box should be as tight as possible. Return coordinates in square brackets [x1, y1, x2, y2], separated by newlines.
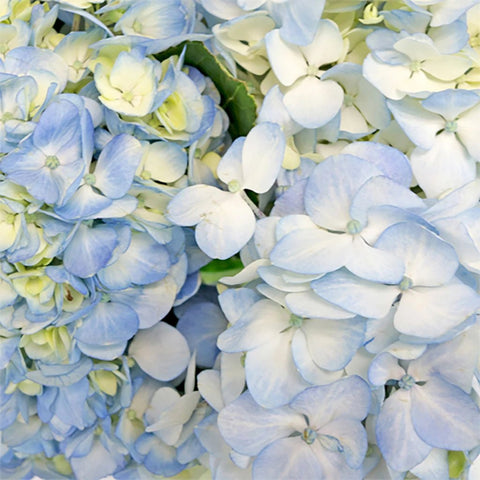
[302, 428, 317, 445]
[445, 120, 458, 133]
[409, 60, 422, 73]
[398, 374, 415, 390]
[228, 180, 241, 193]
[290, 314, 303, 328]
[399, 276, 413, 291]
[346, 219, 362, 234]
[84, 173, 96, 185]
[45, 155, 60, 169]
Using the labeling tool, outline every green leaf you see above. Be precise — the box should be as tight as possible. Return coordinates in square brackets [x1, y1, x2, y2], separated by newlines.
[156, 41, 257, 138]
[200, 257, 244, 285]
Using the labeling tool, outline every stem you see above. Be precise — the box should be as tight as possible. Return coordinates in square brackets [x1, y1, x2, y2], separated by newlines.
[72, 14, 82, 32]
[240, 190, 265, 219]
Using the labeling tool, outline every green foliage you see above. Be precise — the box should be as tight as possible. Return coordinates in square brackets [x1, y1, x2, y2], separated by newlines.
[156, 41, 257, 138]
[200, 257, 244, 285]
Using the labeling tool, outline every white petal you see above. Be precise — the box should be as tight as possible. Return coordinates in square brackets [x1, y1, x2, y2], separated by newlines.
[411, 378, 480, 450]
[265, 29, 307, 86]
[241, 122, 286, 193]
[217, 391, 305, 456]
[303, 318, 365, 371]
[195, 192, 256, 260]
[305, 154, 381, 231]
[394, 283, 480, 338]
[457, 103, 480, 160]
[217, 299, 289, 352]
[286, 290, 354, 319]
[410, 132, 476, 198]
[245, 332, 310, 408]
[311, 269, 399, 319]
[300, 19, 344, 67]
[346, 236, 405, 284]
[217, 137, 245, 187]
[376, 389, 432, 472]
[270, 228, 352, 275]
[166, 185, 228, 226]
[291, 330, 344, 384]
[387, 97, 444, 149]
[283, 76, 344, 129]
[129, 322, 190, 381]
[253, 437, 322, 480]
[375, 222, 458, 287]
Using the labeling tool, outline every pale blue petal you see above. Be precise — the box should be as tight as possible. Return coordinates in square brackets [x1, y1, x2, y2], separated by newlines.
[129, 322, 189, 381]
[75, 301, 138, 345]
[290, 376, 370, 427]
[311, 269, 399, 318]
[134, 433, 183, 477]
[368, 352, 405, 386]
[220, 352, 246, 405]
[26, 358, 93, 387]
[273, 0, 325, 45]
[302, 318, 365, 371]
[342, 142, 412, 187]
[271, 179, 307, 216]
[422, 89, 479, 120]
[376, 389, 431, 472]
[411, 378, 480, 450]
[410, 133, 476, 198]
[32, 99, 81, 152]
[408, 328, 478, 392]
[54, 184, 112, 220]
[71, 438, 119, 480]
[349, 176, 424, 226]
[387, 97, 444, 149]
[217, 299, 289, 352]
[457, 103, 480, 160]
[95, 134, 143, 199]
[110, 277, 177, 328]
[63, 223, 118, 278]
[97, 233, 170, 290]
[304, 154, 382, 231]
[291, 330, 344, 384]
[245, 332, 310, 408]
[286, 290, 354, 319]
[0, 337, 19, 370]
[375, 222, 458, 287]
[253, 437, 322, 480]
[177, 302, 227, 367]
[217, 287, 262, 325]
[76, 340, 128, 362]
[270, 228, 352, 274]
[346, 236, 405, 284]
[318, 417, 367, 469]
[217, 391, 305, 456]
[54, 377, 90, 429]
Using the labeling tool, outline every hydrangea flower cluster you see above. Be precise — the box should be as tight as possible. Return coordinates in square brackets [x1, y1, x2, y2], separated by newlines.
[1, 0, 480, 479]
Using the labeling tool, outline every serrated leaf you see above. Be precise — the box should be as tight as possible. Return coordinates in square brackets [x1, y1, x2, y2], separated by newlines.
[156, 41, 257, 138]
